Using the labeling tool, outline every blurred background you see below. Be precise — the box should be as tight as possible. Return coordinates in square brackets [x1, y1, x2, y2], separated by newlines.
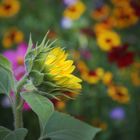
[0, 0, 140, 140]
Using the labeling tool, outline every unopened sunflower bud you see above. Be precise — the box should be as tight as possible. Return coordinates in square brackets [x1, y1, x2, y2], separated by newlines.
[25, 35, 82, 97]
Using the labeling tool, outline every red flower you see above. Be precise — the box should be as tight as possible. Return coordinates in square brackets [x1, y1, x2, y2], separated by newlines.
[108, 45, 134, 68]
[80, 28, 95, 37]
[131, 1, 140, 17]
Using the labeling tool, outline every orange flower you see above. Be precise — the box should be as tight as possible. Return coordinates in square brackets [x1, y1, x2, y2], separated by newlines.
[112, 4, 139, 28]
[97, 30, 121, 51]
[81, 68, 104, 84]
[108, 85, 130, 104]
[92, 119, 107, 131]
[64, 1, 86, 20]
[0, 0, 20, 17]
[102, 72, 113, 86]
[111, 0, 131, 6]
[76, 60, 89, 73]
[91, 5, 110, 21]
[93, 17, 116, 35]
[131, 62, 140, 86]
[55, 101, 66, 111]
[2, 28, 24, 48]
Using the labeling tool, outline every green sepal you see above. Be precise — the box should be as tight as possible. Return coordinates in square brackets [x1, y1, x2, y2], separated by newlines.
[29, 70, 44, 86]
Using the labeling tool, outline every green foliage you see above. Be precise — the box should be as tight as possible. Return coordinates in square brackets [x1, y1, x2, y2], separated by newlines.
[0, 127, 27, 140]
[0, 34, 100, 140]
[3, 128, 27, 140]
[29, 70, 44, 86]
[0, 55, 16, 95]
[21, 92, 54, 132]
[40, 111, 100, 140]
[0, 126, 11, 140]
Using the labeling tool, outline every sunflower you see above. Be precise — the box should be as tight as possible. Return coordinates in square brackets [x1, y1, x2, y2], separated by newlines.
[2, 28, 24, 48]
[44, 47, 82, 93]
[108, 85, 130, 103]
[97, 30, 121, 51]
[63, 1, 86, 20]
[0, 0, 20, 17]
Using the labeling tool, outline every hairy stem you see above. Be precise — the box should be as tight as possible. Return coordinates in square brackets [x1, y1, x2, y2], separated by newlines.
[14, 94, 23, 129]
[14, 74, 27, 129]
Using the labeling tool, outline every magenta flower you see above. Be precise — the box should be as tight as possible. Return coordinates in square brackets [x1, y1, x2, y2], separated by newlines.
[80, 49, 92, 60]
[3, 43, 30, 111]
[3, 43, 27, 80]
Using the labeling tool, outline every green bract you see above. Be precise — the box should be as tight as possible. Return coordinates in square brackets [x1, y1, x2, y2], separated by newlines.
[25, 35, 57, 93]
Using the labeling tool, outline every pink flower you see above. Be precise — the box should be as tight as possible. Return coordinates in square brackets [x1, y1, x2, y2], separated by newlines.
[3, 43, 27, 80]
[3, 43, 31, 111]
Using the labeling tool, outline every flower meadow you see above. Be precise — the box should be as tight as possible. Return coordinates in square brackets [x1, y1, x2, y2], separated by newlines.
[0, 0, 140, 140]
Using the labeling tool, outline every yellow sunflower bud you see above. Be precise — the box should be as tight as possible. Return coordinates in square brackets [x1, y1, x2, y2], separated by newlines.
[25, 34, 82, 97]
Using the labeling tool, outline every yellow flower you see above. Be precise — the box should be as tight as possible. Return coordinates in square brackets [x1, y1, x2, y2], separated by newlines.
[91, 5, 110, 21]
[76, 60, 88, 73]
[81, 68, 104, 84]
[44, 47, 82, 93]
[92, 119, 108, 131]
[64, 1, 86, 20]
[2, 28, 24, 48]
[93, 17, 116, 35]
[111, 0, 131, 6]
[102, 72, 113, 86]
[131, 62, 140, 86]
[0, 0, 20, 17]
[72, 51, 80, 60]
[108, 85, 130, 104]
[55, 101, 66, 111]
[112, 4, 139, 28]
[97, 30, 121, 51]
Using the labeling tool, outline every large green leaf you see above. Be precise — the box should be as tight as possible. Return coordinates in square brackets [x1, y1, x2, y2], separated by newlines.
[0, 67, 15, 96]
[21, 92, 54, 130]
[40, 111, 100, 140]
[0, 55, 16, 95]
[3, 128, 27, 140]
[0, 126, 11, 140]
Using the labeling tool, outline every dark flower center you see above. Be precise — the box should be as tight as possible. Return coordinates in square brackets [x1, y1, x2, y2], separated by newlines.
[4, 4, 11, 10]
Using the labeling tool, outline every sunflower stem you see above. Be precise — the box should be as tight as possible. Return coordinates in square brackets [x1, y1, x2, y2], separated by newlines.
[14, 74, 27, 129]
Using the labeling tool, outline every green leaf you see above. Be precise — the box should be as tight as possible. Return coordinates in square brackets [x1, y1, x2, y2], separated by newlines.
[0, 55, 12, 71]
[3, 128, 28, 140]
[0, 67, 15, 96]
[0, 126, 11, 140]
[21, 92, 54, 130]
[0, 55, 16, 95]
[41, 111, 100, 140]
